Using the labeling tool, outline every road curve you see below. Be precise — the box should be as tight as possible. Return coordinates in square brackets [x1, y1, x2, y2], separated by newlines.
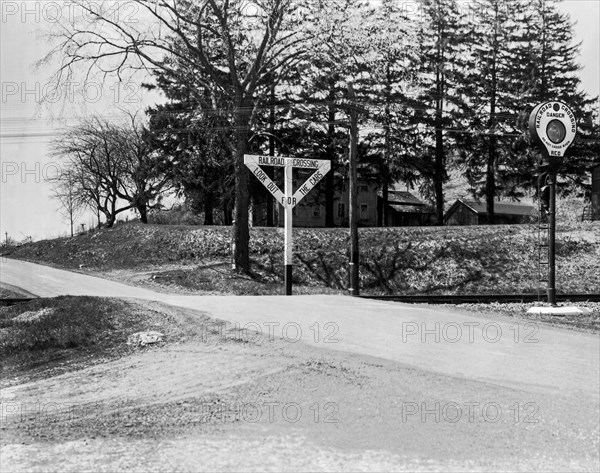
[1, 258, 599, 399]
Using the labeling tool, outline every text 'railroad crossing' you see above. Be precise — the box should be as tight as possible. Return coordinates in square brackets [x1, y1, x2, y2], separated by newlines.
[244, 154, 331, 295]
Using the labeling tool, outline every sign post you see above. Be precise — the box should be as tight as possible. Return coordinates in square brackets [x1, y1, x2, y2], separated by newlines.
[528, 101, 577, 306]
[244, 155, 331, 295]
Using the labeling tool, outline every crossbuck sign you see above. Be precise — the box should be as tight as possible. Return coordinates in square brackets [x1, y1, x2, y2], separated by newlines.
[244, 155, 331, 295]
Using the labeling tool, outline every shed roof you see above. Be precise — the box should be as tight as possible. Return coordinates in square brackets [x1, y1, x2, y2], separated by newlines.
[456, 200, 535, 216]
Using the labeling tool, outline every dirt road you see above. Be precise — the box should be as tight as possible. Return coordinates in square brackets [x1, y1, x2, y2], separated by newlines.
[2, 258, 598, 396]
[1, 258, 599, 471]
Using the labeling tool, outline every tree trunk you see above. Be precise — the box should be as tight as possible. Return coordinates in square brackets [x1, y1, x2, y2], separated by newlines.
[486, 13, 499, 225]
[325, 83, 336, 227]
[434, 14, 445, 226]
[383, 62, 392, 228]
[107, 200, 117, 228]
[232, 102, 252, 273]
[137, 204, 148, 224]
[382, 182, 389, 227]
[486, 138, 497, 224]
[204, 189, 214, 226]
[434, 128, 444, 226]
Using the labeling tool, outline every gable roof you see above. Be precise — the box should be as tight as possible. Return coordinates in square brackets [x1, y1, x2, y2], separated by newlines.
[378, 190, 426, 206]
[454, 200, 535, 217]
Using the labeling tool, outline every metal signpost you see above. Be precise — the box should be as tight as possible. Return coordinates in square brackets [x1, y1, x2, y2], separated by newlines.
[244, 155, 331, 295]
[528, 101, 577, 306]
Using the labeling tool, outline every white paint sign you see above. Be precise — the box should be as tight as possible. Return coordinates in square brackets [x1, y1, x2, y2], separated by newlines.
[244, 155, 331, 209]
[244, 155, 331, 295]
[529, 101, 577, 158]
[244, 159, 285, 204]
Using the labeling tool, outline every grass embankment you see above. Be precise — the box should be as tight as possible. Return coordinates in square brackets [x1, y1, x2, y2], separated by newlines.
[447, 301, 600, 333]
[0, 296, 206, 385]
[9, 221, 599, 296]
[0, 285, 33, 299]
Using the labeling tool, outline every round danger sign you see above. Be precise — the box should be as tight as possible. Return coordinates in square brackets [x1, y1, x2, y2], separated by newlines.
[529, 101, 577, 158]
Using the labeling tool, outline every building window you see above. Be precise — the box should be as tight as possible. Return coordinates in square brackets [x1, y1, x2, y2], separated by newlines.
[359, 184, 369, 193]
[337, 203, 346, 218]
[360, 203, 369, 219]
[313, 205, 321, 217]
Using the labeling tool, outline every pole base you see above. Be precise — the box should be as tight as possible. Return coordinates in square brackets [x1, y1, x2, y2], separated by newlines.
[348, 261, 359, 297]
[285, 265, 292, 296]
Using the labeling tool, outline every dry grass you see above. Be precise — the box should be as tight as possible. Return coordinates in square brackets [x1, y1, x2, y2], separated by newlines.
[444, 300, 600, 333]
[8, 219, 599, 296]
[0, 297, 207, 384]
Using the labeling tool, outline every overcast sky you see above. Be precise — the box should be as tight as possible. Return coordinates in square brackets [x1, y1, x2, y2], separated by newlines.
[1, 0, 599, 242]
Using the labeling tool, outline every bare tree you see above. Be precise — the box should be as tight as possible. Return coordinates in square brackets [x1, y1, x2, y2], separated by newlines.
[52, 116, 171, 227]
[51, 169, 84, 237]
[46, 0, 308, 273]
[53, 118, 135, 228]
[115, 112, 172, 223]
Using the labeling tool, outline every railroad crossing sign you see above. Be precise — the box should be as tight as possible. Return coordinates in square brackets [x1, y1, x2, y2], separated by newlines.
[529, 101, 577, 166]
[528, 101, 577, 307]
[244, 155, 331, 295]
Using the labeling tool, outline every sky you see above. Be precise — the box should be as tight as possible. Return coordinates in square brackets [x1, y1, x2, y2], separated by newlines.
[1, 0, 599, 242]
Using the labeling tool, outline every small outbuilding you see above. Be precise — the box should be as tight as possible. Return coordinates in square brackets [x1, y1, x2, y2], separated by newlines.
[444, 199, 536, 226]
[377, 190, 435, 226]
[592, 164, 600, 221]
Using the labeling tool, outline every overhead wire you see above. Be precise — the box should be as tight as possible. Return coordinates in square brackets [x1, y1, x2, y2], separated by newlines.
[2, 99, 599, 142]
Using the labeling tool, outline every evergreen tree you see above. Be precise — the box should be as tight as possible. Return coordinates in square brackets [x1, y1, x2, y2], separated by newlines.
[510, 0, 598, 194]
[267, 0, 372, 226]
[410, 0, 471, 224]
[359, 0, 420, 226]
[459, 0, 526, 221]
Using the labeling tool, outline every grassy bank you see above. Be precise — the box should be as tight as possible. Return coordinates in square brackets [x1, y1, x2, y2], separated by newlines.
[447, 301, 600, 333]
[8, 221, 600, 296]
[0, 296, 206, 384]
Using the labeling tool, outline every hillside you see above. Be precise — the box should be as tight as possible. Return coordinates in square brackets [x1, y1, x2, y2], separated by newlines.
[6, 220, 599, 296]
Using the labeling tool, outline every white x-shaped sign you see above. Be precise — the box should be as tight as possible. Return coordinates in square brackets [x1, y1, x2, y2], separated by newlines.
[244, 155, 331, 209]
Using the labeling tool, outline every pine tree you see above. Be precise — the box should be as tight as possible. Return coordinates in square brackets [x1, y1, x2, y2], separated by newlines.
[459, 0, 526, 222]
[410, 0, 471, 224]
[509, 0, 597, 194]
[267, 0, 372, 226]
[359, 0, 420, 226]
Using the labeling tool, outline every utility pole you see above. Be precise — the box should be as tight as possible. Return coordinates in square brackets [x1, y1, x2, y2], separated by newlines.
[347, 83, 360, 296]
[267, 81, 276, 227]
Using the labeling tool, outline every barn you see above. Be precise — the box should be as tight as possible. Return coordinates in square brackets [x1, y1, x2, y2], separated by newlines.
[444, 200, 536, 226]
[592, 164, 600, 221]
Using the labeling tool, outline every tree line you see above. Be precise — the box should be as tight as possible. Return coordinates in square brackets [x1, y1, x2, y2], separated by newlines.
[49, 0, 599, 273]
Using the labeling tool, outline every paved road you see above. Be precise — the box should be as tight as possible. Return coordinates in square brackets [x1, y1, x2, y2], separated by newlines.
[1, 258, 599, 398]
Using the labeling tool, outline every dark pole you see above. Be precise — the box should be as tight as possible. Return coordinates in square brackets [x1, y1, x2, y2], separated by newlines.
[285, 265, 292, 296]
[347, 83, 360, 296]
[548, 170, 557, 306]
[266, 82, 275, 227]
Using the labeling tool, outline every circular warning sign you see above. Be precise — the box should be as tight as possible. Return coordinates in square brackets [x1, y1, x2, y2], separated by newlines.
[529, 101, 577, 159]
